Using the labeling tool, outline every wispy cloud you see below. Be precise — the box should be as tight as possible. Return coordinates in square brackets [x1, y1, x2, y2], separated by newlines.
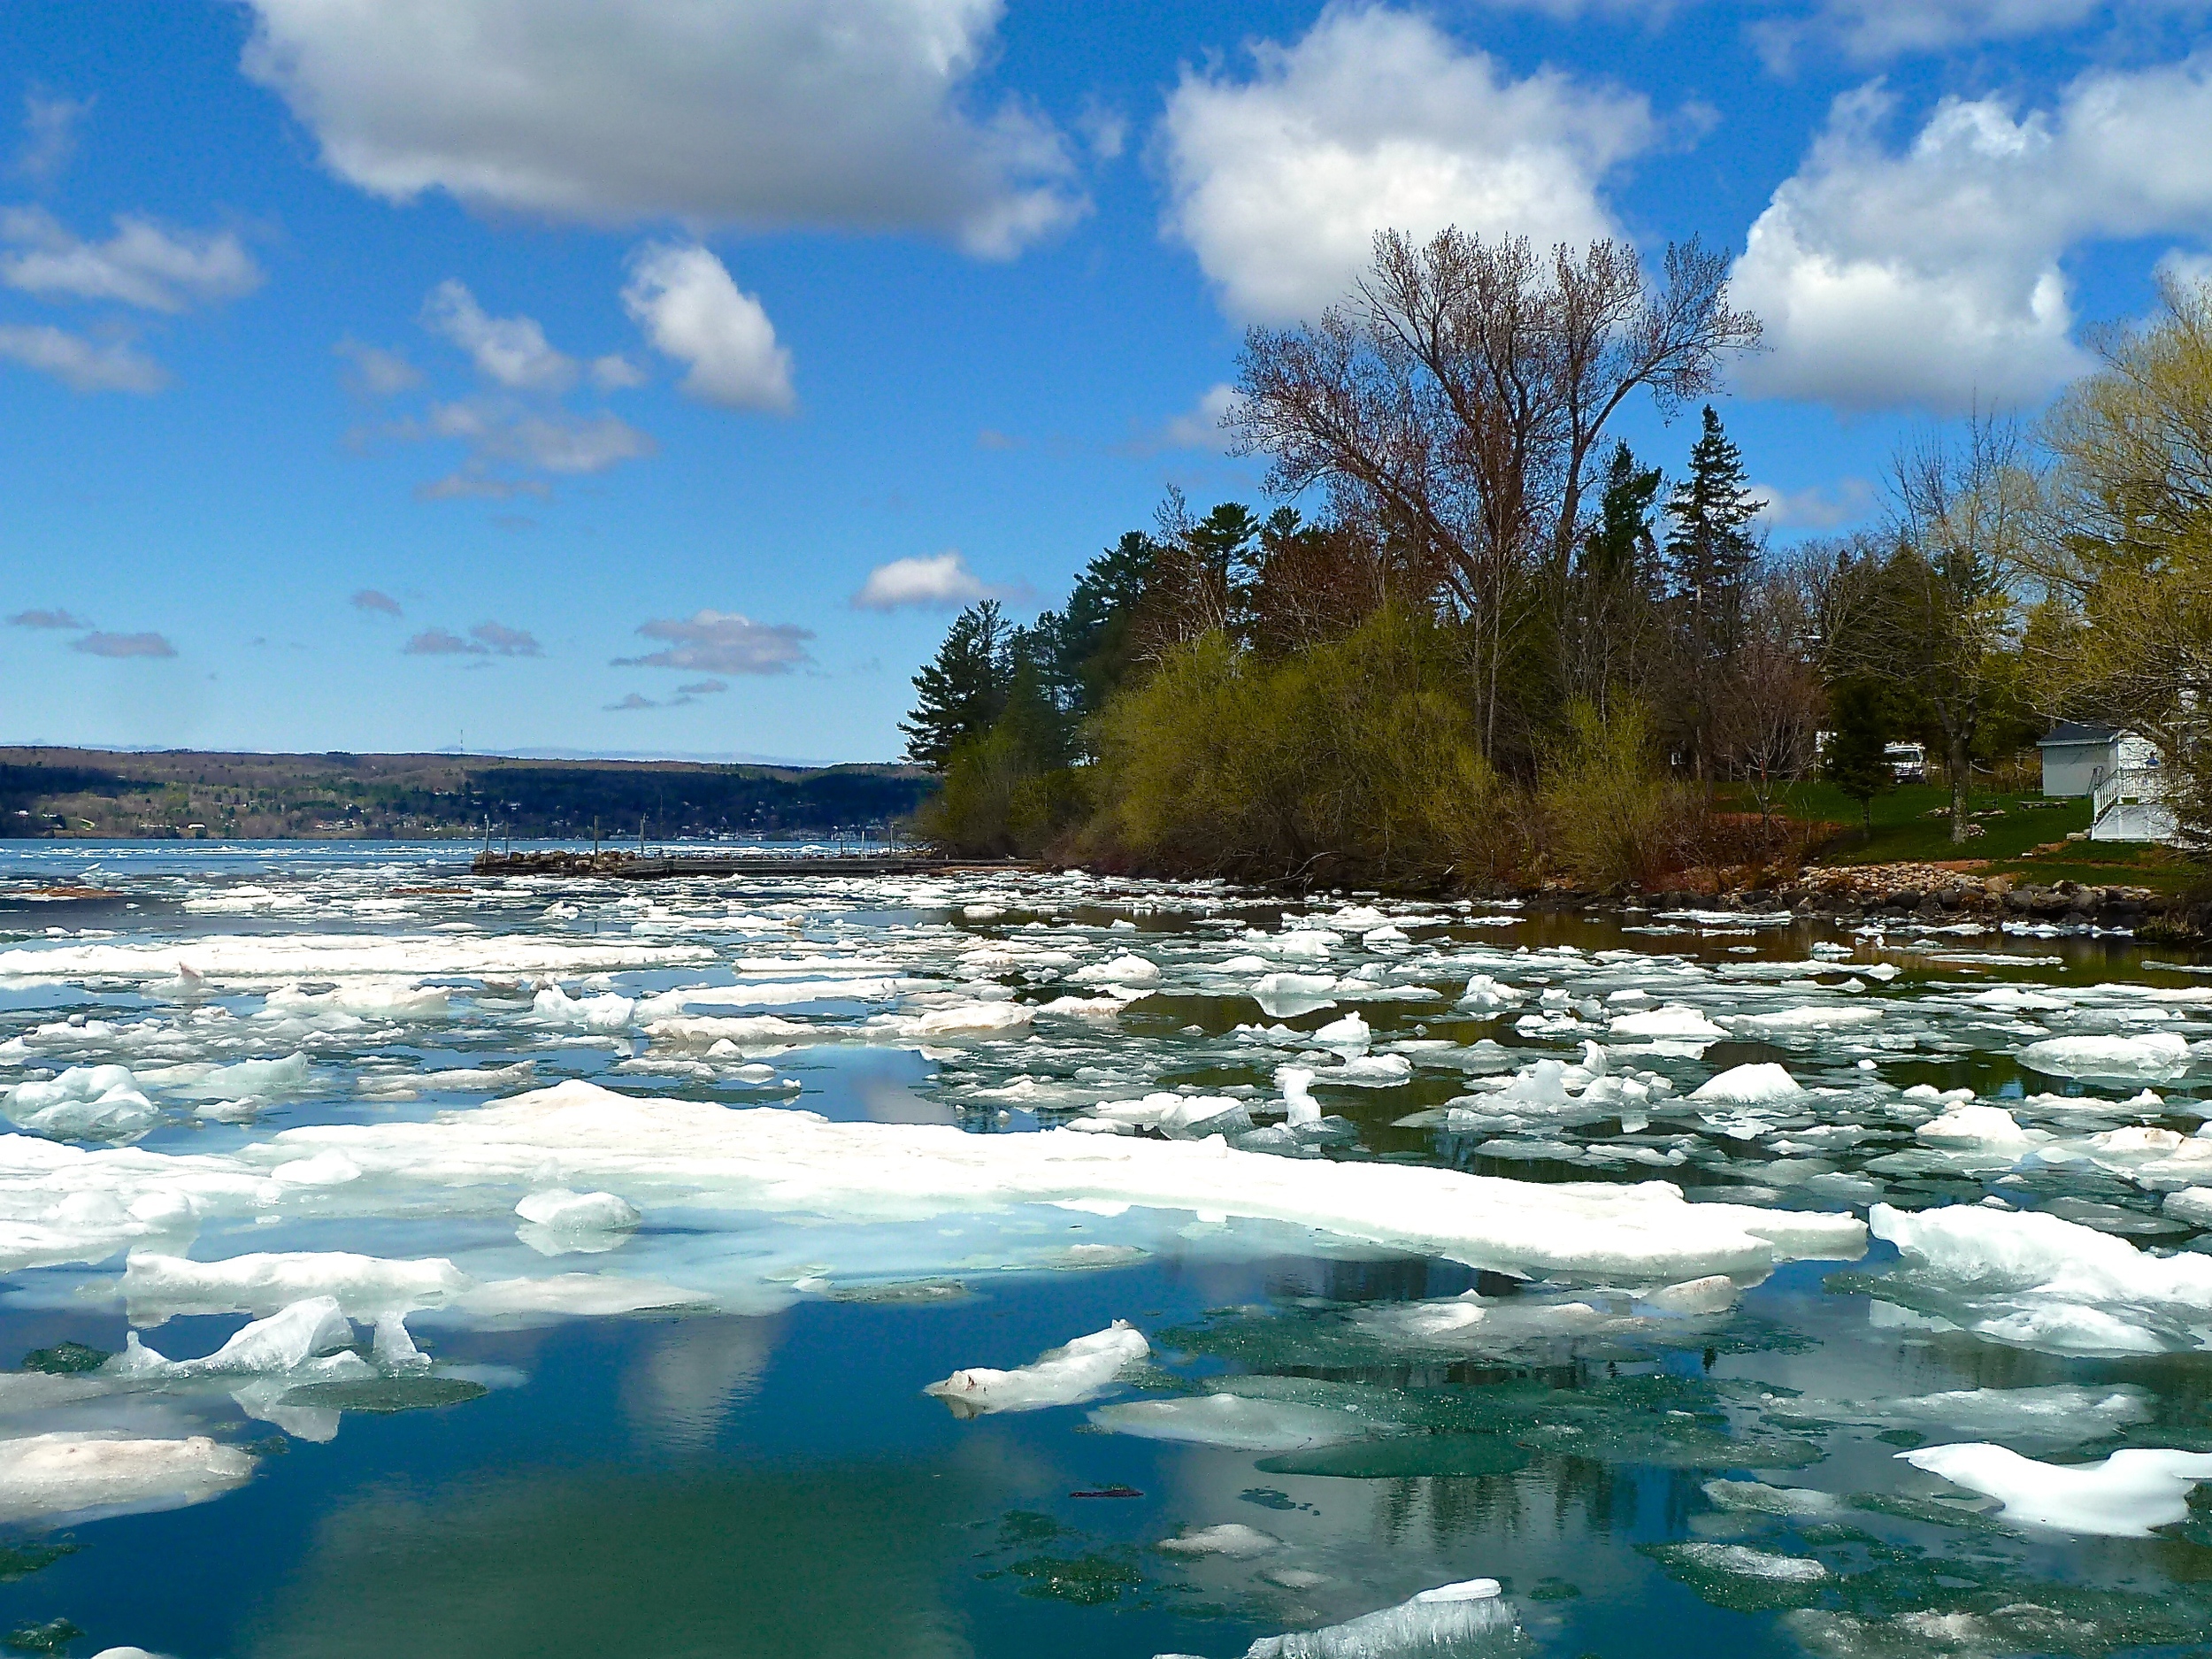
[403, 619, 542, 657]
[349, 588, 402, 617]
[0, 323, 164, 393]
[1118, 382, 1236, 457]
[0, 205, 261, 312]
[614, 610, 813, 674]
[422, 279, 575, 391]
[8, 607, 88, 629]
[334, 338, 422, 398]
[604, 691, 660, 711]
[15, 89, 89, 184]
[72, 630, 174, 658]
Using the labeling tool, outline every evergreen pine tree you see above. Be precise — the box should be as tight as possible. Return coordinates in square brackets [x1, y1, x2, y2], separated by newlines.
[1664, 406, 1766, 777]
[1585, 441, 1665, 580]
[900, 600, 1008, 769]
[1822, 679, 1893, 834]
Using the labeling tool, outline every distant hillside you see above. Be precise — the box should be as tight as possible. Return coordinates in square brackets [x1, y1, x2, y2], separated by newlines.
[0, 748, 936, 841]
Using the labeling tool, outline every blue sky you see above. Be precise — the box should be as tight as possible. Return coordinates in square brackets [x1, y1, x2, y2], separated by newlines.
[3, 0, 2208, 764]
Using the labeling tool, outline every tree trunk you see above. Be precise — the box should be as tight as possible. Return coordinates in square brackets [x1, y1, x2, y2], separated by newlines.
[1947, 728, 1972, 844]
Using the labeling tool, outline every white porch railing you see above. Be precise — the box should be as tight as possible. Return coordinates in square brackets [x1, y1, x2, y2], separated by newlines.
[2090, 765, 2178, 844]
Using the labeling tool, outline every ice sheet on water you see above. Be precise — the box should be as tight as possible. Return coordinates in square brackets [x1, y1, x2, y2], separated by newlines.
[924, 1319, 1148, 1416]
[1901, 1442, 2212, 1535]
[0, 933, 714, 981]
[1093, 1390, 1386, 1451]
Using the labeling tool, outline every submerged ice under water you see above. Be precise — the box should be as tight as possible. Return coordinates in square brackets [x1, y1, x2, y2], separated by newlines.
[3, 842, 2212, 1655]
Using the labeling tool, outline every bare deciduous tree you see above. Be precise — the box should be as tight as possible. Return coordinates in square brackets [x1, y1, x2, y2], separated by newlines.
[1227, 227, 1762, 756]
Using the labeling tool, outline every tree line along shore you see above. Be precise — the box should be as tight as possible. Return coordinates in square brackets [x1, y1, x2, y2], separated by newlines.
[898, 226, 2211, 905]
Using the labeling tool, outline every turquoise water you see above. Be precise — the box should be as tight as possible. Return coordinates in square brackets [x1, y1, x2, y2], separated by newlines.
[0, 843, 2208, 1658]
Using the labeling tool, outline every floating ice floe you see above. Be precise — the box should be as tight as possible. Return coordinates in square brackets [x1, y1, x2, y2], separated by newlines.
[1234, 1577, 1511, 1659]
[1689, 1064, 1801, 1104]
[1253, 973, 1340, 1018]
[0, 1432, 254, 1525]
[4, 1065, 159, 1140]
[1092, 1390, 1386, 1451]
[1795, 1385, 2150, 1449]
[0, 933, 713, 982]
[1870, 1201, 2212, 1355]
[2018, 1033, 2192, 1079]
[533, 986, 636, 1032]
[204, 1081, 1865, 1282]
[924, 1320, 1148, 1417]
[1901, 1443, 2212, 1536]
[1655, 1543, 1828, 1583]
[1916, 1104, 2043, 1150]
[1156, 1523, 1281, 1558]
[1609, 1005, 1727, 1041]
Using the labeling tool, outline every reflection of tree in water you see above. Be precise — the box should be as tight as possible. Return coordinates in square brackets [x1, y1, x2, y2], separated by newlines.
[1361, 1454, 1725, 1553]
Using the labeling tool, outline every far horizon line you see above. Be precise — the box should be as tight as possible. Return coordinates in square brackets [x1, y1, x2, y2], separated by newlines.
[0, 740, 913, 771]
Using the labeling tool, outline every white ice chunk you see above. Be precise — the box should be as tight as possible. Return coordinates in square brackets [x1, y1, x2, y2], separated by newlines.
[2019, 1033, 2191, 1079]
[1310, 1012, 1371, 1056]
[1242, 1578, 1509, 1659]
[4, 1065, 159, 1140]
[1279, 1066, 1321, 1127]
[1609, 1005, 1726, 1040]
[1252, 973, 1340, 1018]
[1901, 1443, 2212, 1536]
[515, 1188, 641, 1232]
[923, 1320, 1148, 1416]
[1071, 954, 1161, 987]
[1917, 1105, 2040, 1150]
[533, 985, 637, 1032]
[121, 1250, 470, 1321]
[1642, 1274, 1739, 1315]
[111, 1296, 355, 1377]
[0, 1432, 253, 1525]
[1689, 1064, 1801, 1104]
[1871, 1202, 2212, 1355]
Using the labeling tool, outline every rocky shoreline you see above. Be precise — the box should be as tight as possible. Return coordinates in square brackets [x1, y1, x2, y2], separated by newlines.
[1517, 861, 2183, 937]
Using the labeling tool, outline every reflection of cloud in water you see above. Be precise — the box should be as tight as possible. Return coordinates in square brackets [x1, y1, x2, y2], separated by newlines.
[620, 1314, 784, 1450]
[856, 1073, 956, 1125]
[247, 1460, 976, 1659]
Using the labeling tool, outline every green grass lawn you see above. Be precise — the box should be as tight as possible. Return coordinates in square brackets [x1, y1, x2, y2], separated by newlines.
[1714, 780, 2199, 890]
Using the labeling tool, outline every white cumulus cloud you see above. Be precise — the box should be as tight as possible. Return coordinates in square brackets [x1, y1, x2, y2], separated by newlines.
[1158, 4, 1655, 322]
[0, 207, 260, 311]
[614, 610, 814, 674]
[0, 324, 165, 393]
[1732, 64, 2212, 412]
[237, 0, 1084, 257]
[621, 244, 793, 412]
[852, 551, 1005, 610]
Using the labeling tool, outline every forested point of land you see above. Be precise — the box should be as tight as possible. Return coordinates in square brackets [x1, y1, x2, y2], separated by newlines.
[0, 748, 933, 841]
[899, 227, 2212, 893]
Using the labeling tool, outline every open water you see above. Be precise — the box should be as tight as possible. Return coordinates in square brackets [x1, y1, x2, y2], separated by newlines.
[0, 841, 2208, 1658]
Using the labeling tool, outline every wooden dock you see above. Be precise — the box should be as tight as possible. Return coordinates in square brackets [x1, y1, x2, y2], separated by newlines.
[470, 849, 1035, 880]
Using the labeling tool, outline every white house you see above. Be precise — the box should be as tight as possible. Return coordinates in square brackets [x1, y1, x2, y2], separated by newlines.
[2037, 722, 2177, 842]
